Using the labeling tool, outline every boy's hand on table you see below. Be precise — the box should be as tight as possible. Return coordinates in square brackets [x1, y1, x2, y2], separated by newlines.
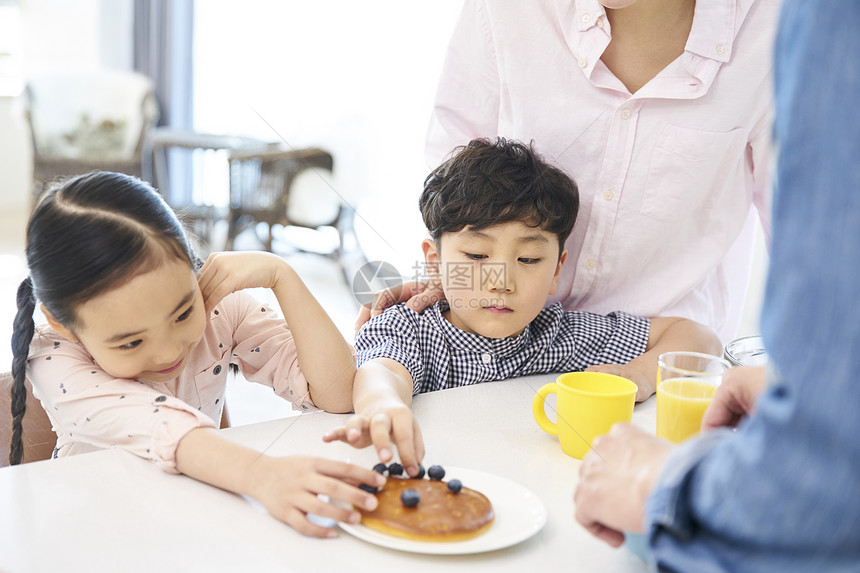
[323, 405, 426, 477]
[586, 363, 655, 402]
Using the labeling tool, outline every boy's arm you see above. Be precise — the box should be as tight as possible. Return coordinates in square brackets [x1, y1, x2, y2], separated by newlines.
[588, 317, 721, 402]
[323, 358, 426, 477]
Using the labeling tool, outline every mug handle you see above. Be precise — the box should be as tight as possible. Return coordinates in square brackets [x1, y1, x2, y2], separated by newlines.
[532, 382, 559, 436]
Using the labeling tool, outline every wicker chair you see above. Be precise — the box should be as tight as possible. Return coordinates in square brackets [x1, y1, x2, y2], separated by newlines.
[142, 128, 275, 253]
[24, 70, 158, 208]
[226, 147, 358, 275]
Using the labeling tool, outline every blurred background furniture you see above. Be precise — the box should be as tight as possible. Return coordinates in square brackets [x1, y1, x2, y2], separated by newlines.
[24, 69, 158, 208]
[142, 127, 275, 253]
[226, 146, 360, 279]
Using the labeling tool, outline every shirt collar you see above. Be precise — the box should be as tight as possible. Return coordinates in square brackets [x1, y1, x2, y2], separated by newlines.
[685, 0, 737, 63]
[572, 0, 608, 33]
[565, 0, 751, 88]
[558, 0, 610, 79]
[427, 301, 533, 359]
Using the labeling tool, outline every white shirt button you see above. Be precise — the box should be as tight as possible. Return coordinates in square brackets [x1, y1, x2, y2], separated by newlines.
[481, 353, 492, 364]
[584, 260, 596, 270]
[620, 108, 631, 120]
[715, 44, 725, 55]
[596, 17, 604, 28]
[603, 189, 614, 200]
[581, 13, 590, 23]
[578, 57, 587, 68]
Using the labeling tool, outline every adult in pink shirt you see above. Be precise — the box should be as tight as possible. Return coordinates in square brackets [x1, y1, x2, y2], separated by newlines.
[421, 0, 777, 342]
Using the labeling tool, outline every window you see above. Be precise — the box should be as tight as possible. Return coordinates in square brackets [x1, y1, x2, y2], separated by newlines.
[0, 1, 22, 97]
[192, 0, 460, 272]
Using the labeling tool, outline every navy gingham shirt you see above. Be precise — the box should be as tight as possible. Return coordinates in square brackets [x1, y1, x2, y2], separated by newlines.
[355, 302, 650, 394]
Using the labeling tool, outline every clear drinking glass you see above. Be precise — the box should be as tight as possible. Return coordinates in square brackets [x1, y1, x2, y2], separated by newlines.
[656, 351, 730, 444]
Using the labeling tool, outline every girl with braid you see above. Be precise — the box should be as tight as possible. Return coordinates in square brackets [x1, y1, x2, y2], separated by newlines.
[8, 172, 384, 537]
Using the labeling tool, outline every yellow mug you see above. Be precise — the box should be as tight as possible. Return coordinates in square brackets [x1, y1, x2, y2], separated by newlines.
[656, 351, 730, 444]
[532, 372, 638, 459]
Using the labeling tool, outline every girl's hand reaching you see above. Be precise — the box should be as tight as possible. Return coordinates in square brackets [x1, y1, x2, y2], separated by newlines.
[176, 428, 385, 538]
[246, 455, 386, 538]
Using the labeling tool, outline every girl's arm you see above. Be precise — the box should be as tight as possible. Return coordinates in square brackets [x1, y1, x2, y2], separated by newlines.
[175, 427, 384, 537]
[587, 317, 721, 401]
[270, 263, 355, 412]
[197, 251, 356, 413]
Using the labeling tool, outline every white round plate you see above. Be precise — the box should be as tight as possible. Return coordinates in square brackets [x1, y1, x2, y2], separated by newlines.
[339, 466, 547, 555]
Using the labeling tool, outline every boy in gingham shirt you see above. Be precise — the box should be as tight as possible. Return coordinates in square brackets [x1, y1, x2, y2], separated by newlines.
[325, 138, 720, 475]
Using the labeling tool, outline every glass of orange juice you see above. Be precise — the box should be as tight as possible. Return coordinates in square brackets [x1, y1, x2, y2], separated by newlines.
[656, 351, 730, 444]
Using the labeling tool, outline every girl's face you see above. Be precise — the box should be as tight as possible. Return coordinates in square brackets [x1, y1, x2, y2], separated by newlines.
[55, 257, 207, 383]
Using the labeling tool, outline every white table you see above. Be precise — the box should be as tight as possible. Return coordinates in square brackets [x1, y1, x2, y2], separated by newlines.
[0, 374, 655, 573]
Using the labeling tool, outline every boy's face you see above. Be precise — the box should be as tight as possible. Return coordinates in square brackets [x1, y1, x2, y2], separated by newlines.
[423, 221, 567, 339]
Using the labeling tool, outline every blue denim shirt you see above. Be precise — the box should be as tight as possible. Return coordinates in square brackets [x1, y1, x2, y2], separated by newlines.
[644, 2, 860, 571]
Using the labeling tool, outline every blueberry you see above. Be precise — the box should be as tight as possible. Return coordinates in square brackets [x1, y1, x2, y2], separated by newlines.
[401, 489, 420, 508]
[447, 479, 463, 494]
[428, 465, 446, 481]
[414, 465, 426, 479]
[372, 463, 388, 475]
[359, 483, 378, 494]
[388, 462, 404, 476]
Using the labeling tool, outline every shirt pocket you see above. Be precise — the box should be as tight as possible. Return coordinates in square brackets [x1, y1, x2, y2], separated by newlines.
[640, 125, 747, 221]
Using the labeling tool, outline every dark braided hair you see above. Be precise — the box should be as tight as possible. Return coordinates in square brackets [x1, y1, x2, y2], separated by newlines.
[8, 172, 200, 465]
[9, 278, 35, 465]
[420, 138, 579, 256]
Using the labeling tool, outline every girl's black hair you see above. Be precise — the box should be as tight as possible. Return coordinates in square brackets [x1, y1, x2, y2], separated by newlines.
[8, 171, 200, 465]
[419, 138, 579, 255]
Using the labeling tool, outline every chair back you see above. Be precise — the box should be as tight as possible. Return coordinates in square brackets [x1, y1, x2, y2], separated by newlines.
[0, 372, 56, 466]
[229, 147, 339, 228]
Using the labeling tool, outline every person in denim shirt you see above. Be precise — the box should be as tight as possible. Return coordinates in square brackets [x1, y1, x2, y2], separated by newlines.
[574, 2, 860, 571]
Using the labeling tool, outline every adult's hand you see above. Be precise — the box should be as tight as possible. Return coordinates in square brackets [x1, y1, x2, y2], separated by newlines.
[701, 365, 767, 432]
[574, 424, 674, 547]
[353, 280, 446, 336]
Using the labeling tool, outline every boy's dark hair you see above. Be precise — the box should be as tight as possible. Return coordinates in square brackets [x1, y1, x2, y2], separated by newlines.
[8, 171, 200, 466]
[419, 138, 579, 254]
